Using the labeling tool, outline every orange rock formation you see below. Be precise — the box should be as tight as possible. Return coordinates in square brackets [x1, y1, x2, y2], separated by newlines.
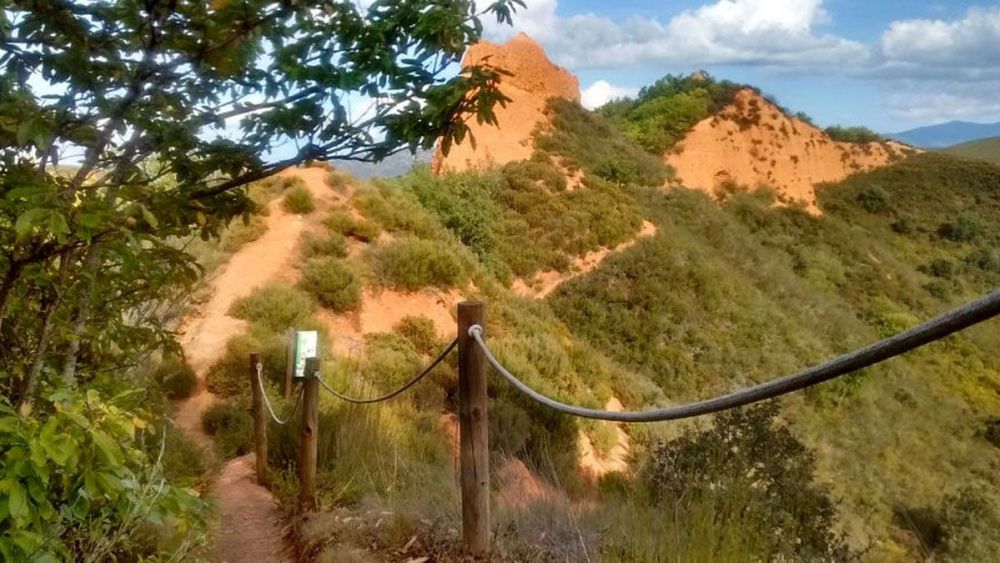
[432, 33, 580, 174]
[667, 89, 914, 214]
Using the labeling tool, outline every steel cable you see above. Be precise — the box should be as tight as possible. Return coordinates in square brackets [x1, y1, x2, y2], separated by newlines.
[470, 289, 1000, 422]
[256, 362, 303, 425]
[317, 338, 458, 404]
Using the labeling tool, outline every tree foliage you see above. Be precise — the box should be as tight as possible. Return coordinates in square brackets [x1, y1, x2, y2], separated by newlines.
[0, 0, 521, 410]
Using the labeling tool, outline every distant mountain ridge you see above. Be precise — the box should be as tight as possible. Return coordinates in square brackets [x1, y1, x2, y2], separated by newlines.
[891, 120, 1000, 148]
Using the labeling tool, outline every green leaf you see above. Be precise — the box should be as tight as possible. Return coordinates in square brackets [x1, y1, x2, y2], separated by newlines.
[8, 480, 28, 525]
[139, 205, 158, 228]
[13, 208, 48, 239]
[90, 430, 122, 466]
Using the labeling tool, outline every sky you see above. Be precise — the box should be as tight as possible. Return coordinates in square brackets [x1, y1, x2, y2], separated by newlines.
[483, 0, 1000, 133]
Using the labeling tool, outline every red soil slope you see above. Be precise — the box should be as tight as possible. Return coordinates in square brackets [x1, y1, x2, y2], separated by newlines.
[432, 33, 579, 174]
[667, 89, 915, 214]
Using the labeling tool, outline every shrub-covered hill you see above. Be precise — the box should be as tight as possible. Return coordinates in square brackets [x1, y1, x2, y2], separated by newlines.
[197, 92, 999, 560]
[548, 151, 1000, 557]
[941, 136, 1000, 166]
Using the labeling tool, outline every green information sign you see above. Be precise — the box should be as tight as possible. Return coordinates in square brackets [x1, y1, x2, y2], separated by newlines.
[293, 330, 318, 378]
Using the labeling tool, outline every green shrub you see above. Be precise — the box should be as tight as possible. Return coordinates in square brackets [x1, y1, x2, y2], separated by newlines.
[298, 257, 362, 312]
[282, 184, 315, 214]
[856, 185, 891, 213]
[325, 209, 381, 241]
[939, 214, 984, 242]
[205, 331, 288, 398]
[325, 171, 353, 191]
[824, 125, 884, 144]
[228, 284, 314, 333]
[598, 72, 747, 154]
[152, 354, 198, 400]
[0, 392, 207, 561]
[300, 231, 348, 259]
[354, 184, 438, 237]
[537, 98, 668, 186]
[202, 401, 253, 459]
[984, 418, 1000, 448]
[150, 424, 210, 483]
[642, 403, 850, 560]
[221, 215, 268, 252]
[393, 315, 441, 355]
[966, 247, 1000, 273]
[371, 237, 467, 290]
[939, 486, 1000, 561]
[922, 258, 955, 278]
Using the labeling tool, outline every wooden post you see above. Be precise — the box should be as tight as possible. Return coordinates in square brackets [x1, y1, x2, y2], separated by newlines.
[299, 356, 320, 511]
[457, 301, 490, 555]
[284, 328, 295, 398]
[249, 352, 268, 486]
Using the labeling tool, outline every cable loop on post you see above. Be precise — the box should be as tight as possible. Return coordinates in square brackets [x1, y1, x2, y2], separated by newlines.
[256, 362, 303, 425]
[317, 338, 458, 404]
[470, 289, 1000, 423]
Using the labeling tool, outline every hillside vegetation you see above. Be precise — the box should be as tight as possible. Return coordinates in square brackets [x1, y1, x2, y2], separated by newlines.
[191, 93, 1000, 561]
[941, 137, 1000, 166]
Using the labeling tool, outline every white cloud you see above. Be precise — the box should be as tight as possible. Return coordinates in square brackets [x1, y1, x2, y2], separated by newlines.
[886, 83, 1000, 122]
[487, 0, 868, 70]
[877, 7, 1000, 79]
[580, 81, 639, 109]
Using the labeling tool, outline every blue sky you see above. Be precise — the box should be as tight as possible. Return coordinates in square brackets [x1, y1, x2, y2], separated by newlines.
[485, 0, 1000, 133]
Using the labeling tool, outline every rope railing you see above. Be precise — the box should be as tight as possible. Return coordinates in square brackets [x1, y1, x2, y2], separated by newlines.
[316, 338, 458, 404]
[255, 362, 303, 425]
[469, 288, 1000, 422]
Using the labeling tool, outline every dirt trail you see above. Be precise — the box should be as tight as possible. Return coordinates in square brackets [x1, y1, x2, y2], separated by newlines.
[513, 220, 657, 299]
[174, 167, 336, 563]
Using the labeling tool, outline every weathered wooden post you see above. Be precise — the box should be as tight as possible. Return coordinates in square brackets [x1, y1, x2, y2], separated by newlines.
[248, 352, 268, 485]
[299, 356, 320, 511]
[457, 301, 490, 555]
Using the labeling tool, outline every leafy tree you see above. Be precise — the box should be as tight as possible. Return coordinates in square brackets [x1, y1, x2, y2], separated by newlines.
[0, 0, 522, 411]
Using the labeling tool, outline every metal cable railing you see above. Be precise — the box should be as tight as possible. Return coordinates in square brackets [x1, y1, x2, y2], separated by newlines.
[255, 362, 303, 425]
[469, 289, 1000, 422]
[316, 338, 458, 404]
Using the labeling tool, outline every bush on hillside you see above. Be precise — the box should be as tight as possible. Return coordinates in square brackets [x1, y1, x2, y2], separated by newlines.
[599, 73, 748, 154]
[325, 209, 381, 241]
[325, 170, 353, 191]
[152, 354, 198, 400]
[221, 215, 268, 252]
[984, 418, 1000, 448]
[300, 231, 348, 259]
[298, 256, 362, 312]
[856, 185, 891, 214]
[393, 315, 441, 356]
[202, 401, 253, 459]
[537, 98, 669, 186]
[354, 184, 438, 237]
[939, 214, 984, 242]
[228, 284, 313, 333]
[825, 125, 883, 144]
[371, 237, 467, 290]
[282, 184, 316, 214]
[205, 331, 288, 398]
[642, 403, 850, 561]
[939, 486, 1000, 561]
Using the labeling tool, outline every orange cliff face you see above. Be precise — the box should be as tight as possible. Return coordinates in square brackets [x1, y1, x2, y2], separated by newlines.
[666, 89, 916, 214]
[432, 33, 580, 174]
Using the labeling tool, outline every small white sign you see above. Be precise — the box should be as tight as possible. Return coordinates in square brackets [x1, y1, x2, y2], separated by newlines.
[294, 331, 318, 378]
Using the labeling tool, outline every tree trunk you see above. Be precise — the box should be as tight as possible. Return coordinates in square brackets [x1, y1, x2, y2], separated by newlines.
[60, 244, 103, 387]
[18, 253, 72, 416]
